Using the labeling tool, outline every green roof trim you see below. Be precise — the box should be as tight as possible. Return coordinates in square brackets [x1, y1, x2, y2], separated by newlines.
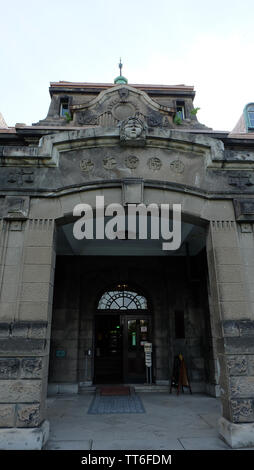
[114, 75, 128, 84]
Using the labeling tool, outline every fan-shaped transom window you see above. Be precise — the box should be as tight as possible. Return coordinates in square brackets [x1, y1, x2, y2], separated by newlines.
[98, 285, 147, 310]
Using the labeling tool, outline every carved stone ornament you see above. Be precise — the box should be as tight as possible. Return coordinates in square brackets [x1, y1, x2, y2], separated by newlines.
[125, 155, 139, 169]
[119, 117, 147, 146]
[103, 156, 117, 170]
[228, 174, 252, 190]
[147, 157, 162, 171]
[7, 169, 34, 185]
[146, 115, 161, 127]
[227, 356, 248, 375]
[170, 159, 185, 174]
[118, 88, 129, 102]
[77, 112, 98, 126]
[80, 159, 94, 172]
[231, 399, 254, 423]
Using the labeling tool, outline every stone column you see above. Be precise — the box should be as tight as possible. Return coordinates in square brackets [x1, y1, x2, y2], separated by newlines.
[207, 220, 254, 448]
[0, 216, 55, 450]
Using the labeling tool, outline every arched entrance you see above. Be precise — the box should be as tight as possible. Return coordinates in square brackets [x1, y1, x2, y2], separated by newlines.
[94, 284, 152, 384]
[49, 204, 214, 393]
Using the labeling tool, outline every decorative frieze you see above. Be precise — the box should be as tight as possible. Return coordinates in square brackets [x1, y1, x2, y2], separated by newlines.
[230, 376, 254, 398]
[125, 155, 139, 169]
[27, 219, 54, 231]
[227, 356, 248, 376]
[80, 159, 94, 173]
[16, 404, 41, 427]
[147, 157, 162, 171]
[211, 220, 236, 232]
[231, 399, 254, 423]
[228, 174, 253, 190]
[0, 404, 16, 427]
[0, 359, 20, 379]
[21, 358, 43, 379]
[103, 156, 117, 170]
[170, 159, 185, 174]
[0, 358, 43, 380]
[7, 169, 34, 186]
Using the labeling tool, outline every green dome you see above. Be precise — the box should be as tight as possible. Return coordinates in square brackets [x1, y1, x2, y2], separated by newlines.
[114, 75, 128, 84]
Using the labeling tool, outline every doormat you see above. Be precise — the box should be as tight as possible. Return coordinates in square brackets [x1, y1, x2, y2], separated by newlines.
[99, 386, 131, 396]
[87, 389, 145, 414]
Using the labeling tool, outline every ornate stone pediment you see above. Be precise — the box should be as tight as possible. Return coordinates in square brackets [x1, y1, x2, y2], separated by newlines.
[70, 84, 175, 129]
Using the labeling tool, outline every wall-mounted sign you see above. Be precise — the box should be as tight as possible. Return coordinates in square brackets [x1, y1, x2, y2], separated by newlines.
[144, 342, 152, 353]
[56, 350, 66, 358]
[144, 343, 152, 368]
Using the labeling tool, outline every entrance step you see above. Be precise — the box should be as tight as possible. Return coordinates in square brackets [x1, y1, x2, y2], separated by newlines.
[133, 384, 169, 393]
[79, 384, 169, 394]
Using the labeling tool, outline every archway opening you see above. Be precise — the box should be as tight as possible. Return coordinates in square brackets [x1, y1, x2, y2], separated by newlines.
[48, 210, 217, 394]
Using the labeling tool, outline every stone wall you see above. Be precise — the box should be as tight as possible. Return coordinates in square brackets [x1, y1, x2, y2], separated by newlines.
[0, 321, 48, 428]
[0, 217, 55, 436]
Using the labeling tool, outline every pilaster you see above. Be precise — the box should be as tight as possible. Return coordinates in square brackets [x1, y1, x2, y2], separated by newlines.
[0, 216, 55, 449]
[207, 219, 254, 447]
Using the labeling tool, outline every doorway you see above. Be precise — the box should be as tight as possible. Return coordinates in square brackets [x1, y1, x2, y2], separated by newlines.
[94, 315, 123, 383]
[94, 313, 152, 384]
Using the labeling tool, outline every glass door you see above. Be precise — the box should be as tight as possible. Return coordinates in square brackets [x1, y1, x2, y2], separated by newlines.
[94, 315, 123, 383]
[123, 315, 152, 383]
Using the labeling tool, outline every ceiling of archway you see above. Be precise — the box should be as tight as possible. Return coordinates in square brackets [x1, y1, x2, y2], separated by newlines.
[56, 219, 206, 256]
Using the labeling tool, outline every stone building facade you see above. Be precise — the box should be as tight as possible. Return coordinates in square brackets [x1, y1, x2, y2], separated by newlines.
[0, 76, 254, 449]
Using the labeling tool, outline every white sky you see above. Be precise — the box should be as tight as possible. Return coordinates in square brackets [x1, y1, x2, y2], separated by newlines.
[0, 0, 253, 131]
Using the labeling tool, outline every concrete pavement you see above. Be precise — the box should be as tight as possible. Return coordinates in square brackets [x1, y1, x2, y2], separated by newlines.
[44, 392, 237, 450]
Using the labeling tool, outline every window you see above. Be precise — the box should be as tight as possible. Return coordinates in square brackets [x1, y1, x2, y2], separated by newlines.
[176, 101, 185, 120]
[175, 310, 185, 338]
[247, 105, 254, 128]
[60, 99, 69, 117]
[98, 285, 147, 310]
[244, 103, 254, 131]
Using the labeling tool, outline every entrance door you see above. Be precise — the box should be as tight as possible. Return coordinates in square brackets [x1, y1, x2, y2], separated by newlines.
[94, 286, 152, 384]
[94, 315, 123, 383]
[124, 315, 152, 383]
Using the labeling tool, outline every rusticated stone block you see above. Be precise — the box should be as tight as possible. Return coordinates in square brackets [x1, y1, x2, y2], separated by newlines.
[16, 404, 41, 427]
[230, 376, 254, 398]
[12, 322, 29, 338]
[227, 356, 248, 376]
[10, 321, 47, 339]
[20, 358, 43, 378]
[0, 404, 16, 427]
[28, 322, 48, 339]
[223, 321, 239, 337]
[231, 399, 254, 423]
[0, 380, 42, 403]
[248, 356, 254, 375]
[223, 337, 254, 354]
[0, 358, 20, 378]
[239, 321, 254, 337]
[0, 338, 47, 354]
[0, 323, 10, 338]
